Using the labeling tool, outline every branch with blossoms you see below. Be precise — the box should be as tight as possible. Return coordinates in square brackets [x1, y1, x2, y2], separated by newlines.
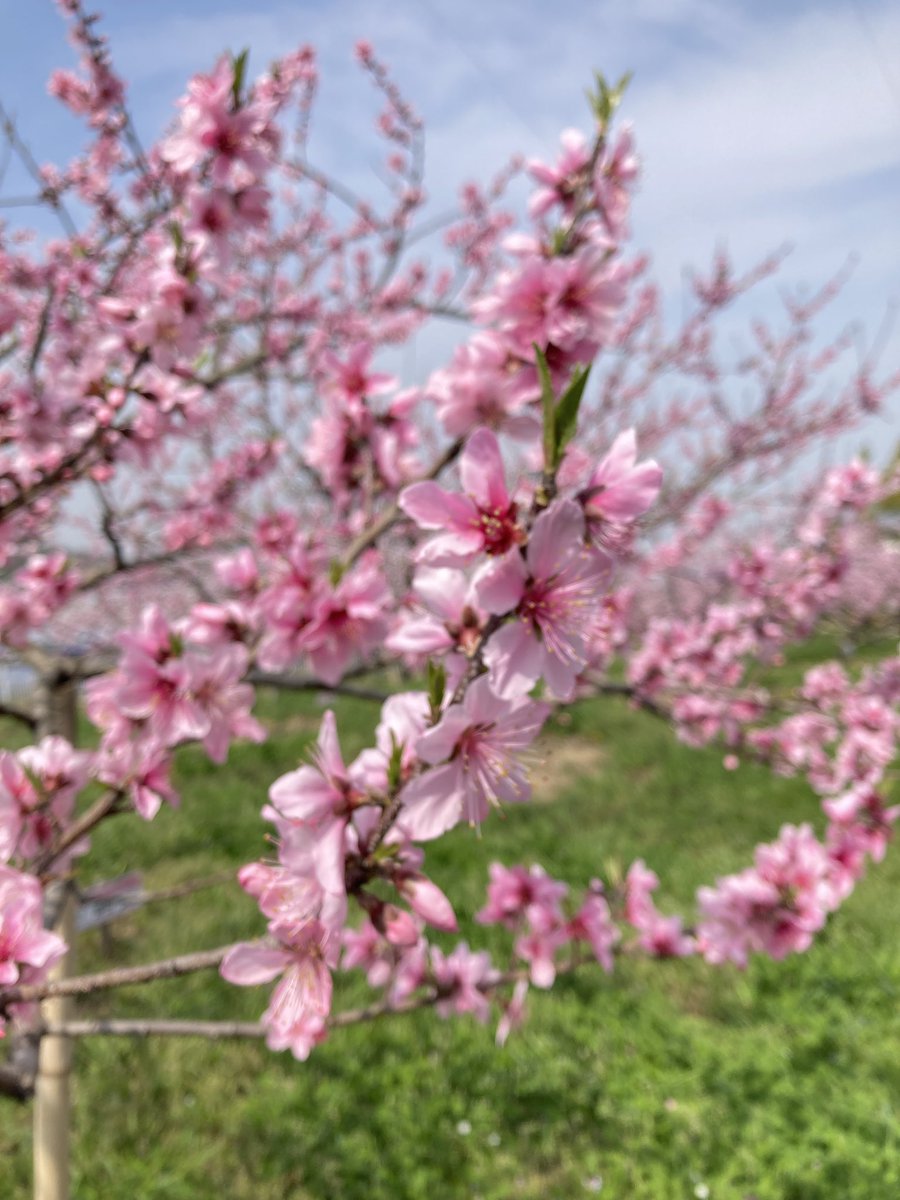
[0, 5, 897, 1170]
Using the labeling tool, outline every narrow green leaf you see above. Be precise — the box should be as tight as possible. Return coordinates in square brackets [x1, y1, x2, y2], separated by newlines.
[534, 344, 557, 472]
[553, 364, 591, 462]
[329, 559, 346, 587]
[231, 49, 250, 110]
[427, 660, 446, 719]
[387, 731, 404, 792]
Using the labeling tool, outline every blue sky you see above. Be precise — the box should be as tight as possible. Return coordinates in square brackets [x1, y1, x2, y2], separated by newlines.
[2, 0, 899, 452]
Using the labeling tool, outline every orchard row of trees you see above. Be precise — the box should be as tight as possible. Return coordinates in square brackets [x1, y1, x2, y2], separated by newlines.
[0, 3, 898, 1197]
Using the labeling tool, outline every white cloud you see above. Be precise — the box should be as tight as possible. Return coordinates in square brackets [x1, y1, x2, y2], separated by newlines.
[6, 0, 897, 433]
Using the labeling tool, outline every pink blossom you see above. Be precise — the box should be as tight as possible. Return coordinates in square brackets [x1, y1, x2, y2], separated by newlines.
[495, 978, 529, 1046]
[398, 677, 549, 840]
[188, 645, 265, 763]
[398, 875, 458, 932]
[430, 942, 496, 1022]
[267, 711, 362, 895]
[221, 918, 337, 1060]
[113, 607, 209, 746]
[342, 920, 393, 988]
[527, 128, 590, 218]
[0, 746, 90, 865]
[164, 56, 272, 184]
[824, 787, 899, 864]
[592, 125, 639, 238]
[319, 343, 396, 408]
[567, 887, 620, 970]
[515, 907, 569, 988]
[97, 739, 179, 821]
[399, 427, 523, 565]
[426, 332, 538, 439]
[697, 824, 838, 967]
[477, 862, 568, 928]
[351, 691, 430, 794]
[581, 429, 662, 528]
[476, 499, 612, 699]
[0, 866, 66, 988]
[386, 567, 484, 668]
[297, 552, 391, 685]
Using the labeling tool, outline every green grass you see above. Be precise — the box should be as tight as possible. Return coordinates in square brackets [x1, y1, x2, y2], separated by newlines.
[2, 678, 899, 1199]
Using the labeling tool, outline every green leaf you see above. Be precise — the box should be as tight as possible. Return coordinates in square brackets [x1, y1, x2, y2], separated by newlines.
[587, 68, 632, 128]
[167, 221, 184, 255]
[534, 344, 557, 472]
[387, 732, 404, 792]
[231, 48, 250, 110]
[549, 227, 568, 257]
[553, 364, 591, 461]
[427, 660, 446, 719]
[329, 559, 346, 588]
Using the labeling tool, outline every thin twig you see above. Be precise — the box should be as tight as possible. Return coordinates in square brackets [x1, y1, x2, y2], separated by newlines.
[341, 437, 464, 568]
[35, 789, 124, 878]
[248, 672, 388, 703]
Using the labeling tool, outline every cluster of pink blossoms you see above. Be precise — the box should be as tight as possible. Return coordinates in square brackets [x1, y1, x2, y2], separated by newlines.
[0, 744, 81, 1029]
[219, 415, 667, 1055]
[0, 11, 897, 1072]
[86, 605, 264, 819]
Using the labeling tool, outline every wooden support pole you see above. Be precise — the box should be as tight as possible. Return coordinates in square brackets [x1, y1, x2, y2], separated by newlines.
[33, 887, 76, 1200]
[33, 676, 78, 1200]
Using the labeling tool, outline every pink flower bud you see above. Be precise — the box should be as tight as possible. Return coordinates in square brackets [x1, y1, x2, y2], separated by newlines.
[402, 876, 458, 932]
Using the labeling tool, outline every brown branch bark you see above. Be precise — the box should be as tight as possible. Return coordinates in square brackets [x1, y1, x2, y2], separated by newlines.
[35, 790, 124, 880]
[0, 944, 234, 1008]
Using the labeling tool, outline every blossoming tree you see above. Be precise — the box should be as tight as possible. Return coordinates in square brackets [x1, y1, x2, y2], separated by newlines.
[0, 4, 898, 1198]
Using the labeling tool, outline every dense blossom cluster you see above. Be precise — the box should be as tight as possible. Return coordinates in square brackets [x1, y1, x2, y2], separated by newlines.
[0, 1, 897, 1069]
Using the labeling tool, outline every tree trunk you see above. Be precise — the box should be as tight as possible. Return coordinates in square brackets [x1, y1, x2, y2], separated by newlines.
[33, 676, 78, 1200]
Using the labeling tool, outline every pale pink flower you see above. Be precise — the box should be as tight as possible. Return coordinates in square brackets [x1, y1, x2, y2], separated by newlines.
[297, 552, 391, 685]
[496, 978, 529, 1046]
[824, 787, 899, 865]
[527, 128, 590, 218]
[221, 917, 337, 1060]
[267, 711, 360, 895]
[431, 942, 496, 1022]
[188, 645, 265, 763]
[592, 125, 639, 238]
[582, 429, 662, 529]
[113, 607, 208, 746]
[386, 567, 484, 667]
[515, 907, 569, 988]
[398, 677, 549, 840]
[97, 739, 179, 821]
[426, 332, 539, 439]
[477, 862, 568, 928]
[164, 56, 271, 184]
[0, 866, 66, 988]
[399, 427, 523, 565]
[697, 824, 837, 967]
[476, 499, 612, 699]
[320, 342, 396, 408]
[398, 875, 458, 932]
[342, 921, 393, 988]
[351, 691, 430, 793]
[567, 887, 621, 970]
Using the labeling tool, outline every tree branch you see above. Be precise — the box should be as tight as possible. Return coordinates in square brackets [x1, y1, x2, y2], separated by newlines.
[0, 944, 234, 1008]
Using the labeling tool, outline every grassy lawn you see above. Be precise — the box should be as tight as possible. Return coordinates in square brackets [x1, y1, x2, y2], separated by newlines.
[2, 669, 899, 1199]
